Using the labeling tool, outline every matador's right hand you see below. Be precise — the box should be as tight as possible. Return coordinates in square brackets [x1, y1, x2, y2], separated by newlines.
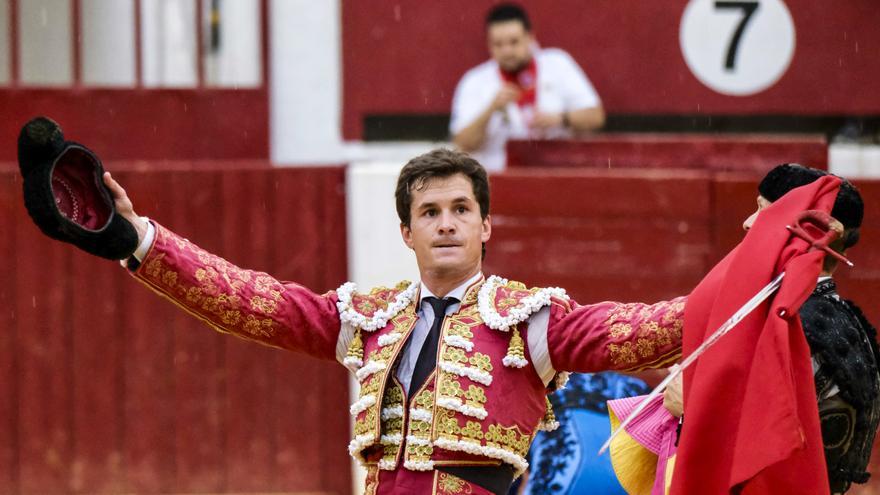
[17, 116, 141, 260]
[103, 172, 149, 246]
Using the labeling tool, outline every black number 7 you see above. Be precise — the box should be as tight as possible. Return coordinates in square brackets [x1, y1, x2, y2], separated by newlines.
[715, 1, 760, 71]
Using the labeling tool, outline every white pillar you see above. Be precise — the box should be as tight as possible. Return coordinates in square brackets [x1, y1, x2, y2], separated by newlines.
[81, 0, 136, 86]
[345, 161, 420, 494]
[269, 0, 345, 164]
[0, 0, 9, 84]
[19, 0, 72, 85]
[346, 162, 419, 288]
[141, 0, 196, 87]
[204, 0, 261, 87]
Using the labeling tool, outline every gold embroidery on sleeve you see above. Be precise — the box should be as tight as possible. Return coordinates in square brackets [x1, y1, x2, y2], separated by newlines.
[250, 295, 278, 314]
[607, 299, 685, 370]
[609, 342, 638, 366]
[243, 315, 275, 338]
[137, 230, 285, 343]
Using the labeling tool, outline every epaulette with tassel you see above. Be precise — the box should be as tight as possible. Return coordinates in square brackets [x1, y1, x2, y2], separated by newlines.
[343, 329, 364, 368]
[502, 327, 528, 368]
[478, 275, 569, 369]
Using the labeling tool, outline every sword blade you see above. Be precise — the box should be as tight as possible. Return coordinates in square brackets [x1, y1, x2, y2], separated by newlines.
[598, 271, 786, 456]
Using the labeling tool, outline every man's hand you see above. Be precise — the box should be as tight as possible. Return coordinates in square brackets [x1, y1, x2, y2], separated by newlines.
[453, 84, 522, 151]
[663, 365, 684, 418]
[103, 172, 148, 245]
[530, 111, 564, 129]
[490, 83, 521, 112]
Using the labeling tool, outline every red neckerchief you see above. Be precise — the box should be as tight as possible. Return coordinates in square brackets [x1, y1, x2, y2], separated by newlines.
[499, 57, 537, 107]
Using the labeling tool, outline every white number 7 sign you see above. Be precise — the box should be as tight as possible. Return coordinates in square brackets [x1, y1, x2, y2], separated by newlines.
[680, 0, 796, 96]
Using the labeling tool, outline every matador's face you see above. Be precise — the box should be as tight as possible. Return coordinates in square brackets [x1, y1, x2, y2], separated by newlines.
[400, 173, 491, 281]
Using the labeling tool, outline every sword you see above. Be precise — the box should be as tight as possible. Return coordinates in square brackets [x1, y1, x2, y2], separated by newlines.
[598, 210, 850, 456]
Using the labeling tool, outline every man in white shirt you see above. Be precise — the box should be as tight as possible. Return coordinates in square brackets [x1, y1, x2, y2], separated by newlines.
[450, 3, 605, 171]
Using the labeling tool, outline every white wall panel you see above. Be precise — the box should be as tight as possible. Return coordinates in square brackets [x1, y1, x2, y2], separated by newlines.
[203, 0, 260, 87]
[141, 0, 196, 87]
[0, 0, 9, 84]
[19, 0, 72, 85]
[81, 0, 136, 86]
[270, 0, 344, 164]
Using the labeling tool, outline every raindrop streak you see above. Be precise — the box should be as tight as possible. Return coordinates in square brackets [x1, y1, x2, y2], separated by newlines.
[41, 8, 48, 27]
[32, 296, 36, 308]
[394, 5, 401, 22]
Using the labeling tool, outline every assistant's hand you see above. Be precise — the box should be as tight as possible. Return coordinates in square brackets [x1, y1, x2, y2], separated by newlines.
[490, 83, 521, 112]
[103, 172, 148, 245]
[663, 365, 684, 418]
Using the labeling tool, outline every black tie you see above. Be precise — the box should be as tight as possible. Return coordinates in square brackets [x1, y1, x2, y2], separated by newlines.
[409, 297, 457, 397]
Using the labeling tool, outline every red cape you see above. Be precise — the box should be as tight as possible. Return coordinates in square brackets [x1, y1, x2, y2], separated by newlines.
[671, 176, 841, 495]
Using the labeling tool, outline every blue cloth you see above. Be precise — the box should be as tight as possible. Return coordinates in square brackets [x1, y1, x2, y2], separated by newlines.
[520, 373, 650, 495]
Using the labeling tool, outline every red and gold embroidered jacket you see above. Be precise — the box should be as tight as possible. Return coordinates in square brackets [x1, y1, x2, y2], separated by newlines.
[132, 222, 685, 476]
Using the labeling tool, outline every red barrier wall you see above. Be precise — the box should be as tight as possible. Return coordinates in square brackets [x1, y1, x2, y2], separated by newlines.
[342, 0, 880, 139]
[507, 134, 828, 172]
[487, 168, 880, 334]
[0, 89, 269, 162]
[3, 163, 879, 493]
[486, 168, 714, 304]
[0, 166, 350, 494]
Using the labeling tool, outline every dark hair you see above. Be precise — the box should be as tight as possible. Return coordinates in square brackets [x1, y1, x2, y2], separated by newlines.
[395, 149, 490, 228]
[485, 3, 531, 31]
[758, 163, 864, 250]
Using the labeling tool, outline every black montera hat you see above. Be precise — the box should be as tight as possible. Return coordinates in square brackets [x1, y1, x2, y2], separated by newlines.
[758, 163, 864, 248]
[18, 117, 139, 260]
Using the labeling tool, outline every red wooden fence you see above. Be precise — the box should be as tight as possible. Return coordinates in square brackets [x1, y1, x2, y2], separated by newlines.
[507, 135, 829, 172]
[488, 168, 880, 333]
[487, 168, 713, 304]
[2, 164, 879, 493]
[0, 166, 351, 494]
